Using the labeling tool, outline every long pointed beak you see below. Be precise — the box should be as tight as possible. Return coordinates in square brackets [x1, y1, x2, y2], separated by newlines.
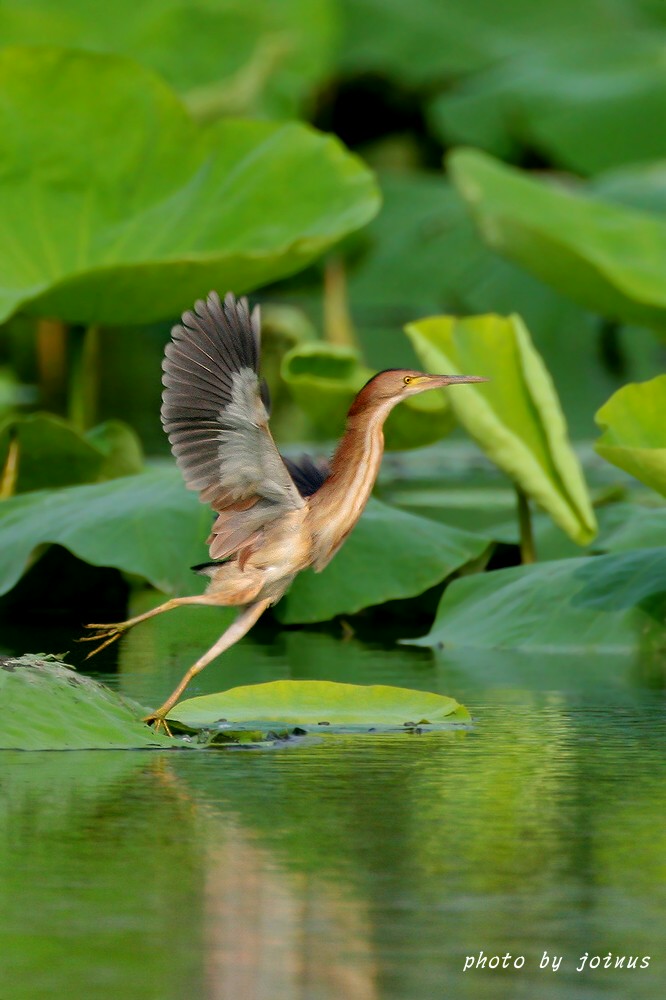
[425, 374, 489, 387]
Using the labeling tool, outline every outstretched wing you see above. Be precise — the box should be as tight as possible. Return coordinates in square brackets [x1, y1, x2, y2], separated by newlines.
[161, 291, 305, 561]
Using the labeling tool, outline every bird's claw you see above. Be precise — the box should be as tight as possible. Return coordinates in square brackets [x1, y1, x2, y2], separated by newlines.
[142, 712, 173, 737]
[78, 622, 126, 659]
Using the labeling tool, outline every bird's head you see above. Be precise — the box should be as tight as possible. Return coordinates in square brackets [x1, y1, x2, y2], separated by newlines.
[349, 368, 488, 415]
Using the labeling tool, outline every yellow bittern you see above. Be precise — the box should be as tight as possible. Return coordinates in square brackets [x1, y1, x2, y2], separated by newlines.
[83, 292, 486, 730]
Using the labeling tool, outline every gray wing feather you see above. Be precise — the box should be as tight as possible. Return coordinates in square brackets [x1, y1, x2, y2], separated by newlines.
[162, 291, 304, 559]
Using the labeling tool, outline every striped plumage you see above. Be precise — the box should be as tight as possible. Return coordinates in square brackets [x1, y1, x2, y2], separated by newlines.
[83, 290, 487, 730]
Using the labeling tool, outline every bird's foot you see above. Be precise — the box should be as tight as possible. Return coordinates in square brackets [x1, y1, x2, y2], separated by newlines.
[142, 711, 173, 738]
[78, 621, 128, 659]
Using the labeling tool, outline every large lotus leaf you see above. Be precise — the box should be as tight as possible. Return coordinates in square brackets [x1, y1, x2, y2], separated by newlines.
[591, 161, 666, 216]
[0, 0, 336, 119]
[595, 376, 666, 497]
[0, 414, 143, 493]
[0, 655, 177, 749]
[0, 467, 211, 597]
[277, 497, 491, 624]
[280, 341, 454, 448]
[0, 466, 490, 618]
[411, 549, 666, 653]
[168, 679, 469, 730]
[0, 46, 379, 326]
[337, 0, 648, 86]
[431, 36, 666, 175]
[345, 171, 658, 439]
[595, 503, 666, 553]
[405, 314, 597, 545]
[449, 149, 666, 333]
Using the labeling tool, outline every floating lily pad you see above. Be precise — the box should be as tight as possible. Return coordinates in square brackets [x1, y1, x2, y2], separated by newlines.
[168, 679, 470, 731]
[0, 46, 379, 325]
[595, 376, 666, 497]
[406, 313, 597, 545]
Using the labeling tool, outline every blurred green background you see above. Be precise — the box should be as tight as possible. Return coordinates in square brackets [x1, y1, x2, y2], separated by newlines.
[0, 0, 665, 643]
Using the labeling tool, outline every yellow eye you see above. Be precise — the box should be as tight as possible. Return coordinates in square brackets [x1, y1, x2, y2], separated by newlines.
[403, 375, 412, 385]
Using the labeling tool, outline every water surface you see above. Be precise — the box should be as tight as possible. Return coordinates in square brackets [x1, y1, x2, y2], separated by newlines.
[1, 610, 664, 1000]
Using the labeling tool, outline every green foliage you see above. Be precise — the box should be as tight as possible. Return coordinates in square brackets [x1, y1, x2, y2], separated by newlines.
[412, 549, 666, 653]
[168, 679, 469, 729]
[0, 0, 336, 118]
[0, 469, 489, 621]
[596, 504, 666, 553]
[0, 0, 664, 663]
[0, 414, 143, 492]
[0, 656, 468, 748]
[338, 0, 647, 85]
[449, 149, 666, 332]
[281, 341, 454, 448]
[595, 376, 666, 497]
[344, 171, 655, 439]
[0, 655, 176, 749]
[0, 468, 211, 597]
[341, 0, 666, 175]
[0, 46, 378, 325]
[406, 314, 597, 545]
[431, 37, 666, 175]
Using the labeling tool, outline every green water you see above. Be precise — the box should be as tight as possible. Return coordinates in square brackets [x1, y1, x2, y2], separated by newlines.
[1, 605, 664, 1000]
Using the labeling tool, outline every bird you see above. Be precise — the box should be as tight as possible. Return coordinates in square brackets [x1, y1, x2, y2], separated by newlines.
[82, 291, 487, 732]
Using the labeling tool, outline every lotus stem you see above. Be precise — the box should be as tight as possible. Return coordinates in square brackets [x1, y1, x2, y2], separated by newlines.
[324, 255, 358, 349]
[36, 318, 68, 413]
[0, 427, 19, 499]
[68, 324, 100, 431]
[516, 486, 536, 564]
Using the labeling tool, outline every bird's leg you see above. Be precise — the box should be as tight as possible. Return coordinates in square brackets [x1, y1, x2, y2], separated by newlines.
[80, 595, 219, 659]
[144, 598, 270, 732]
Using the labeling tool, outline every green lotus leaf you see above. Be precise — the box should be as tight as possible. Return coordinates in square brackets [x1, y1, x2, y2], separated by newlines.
[280, 341, 454, 448]
[0, 468, 211, 597]
[168, 679, 470, 729]
[0, 0, 336, 119]
[0, 655, 177, 750]
[338, 0, 631, 85]
[0, 46, 379, 325]
[0, 414, 143, 493]
[595, 504, 666, 553]
[410, 549, 666, 653]
[406, 313, 597, 545]
[449, 149, 666, 332]
[345, 170, 648, 439]
[595, 376, 666, 497]
[432, 36, 666, 174]
[277, 497, 491, 624]
[0, 467, 489, 620]
[591, 161, 666, 217]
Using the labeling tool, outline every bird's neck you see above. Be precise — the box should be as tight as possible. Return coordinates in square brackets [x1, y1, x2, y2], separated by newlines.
[308, 399, 393, 568]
